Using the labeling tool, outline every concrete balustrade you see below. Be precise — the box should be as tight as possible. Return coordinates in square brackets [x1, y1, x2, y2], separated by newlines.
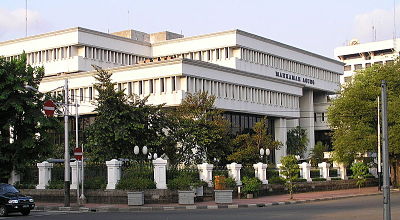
[106, 159, 123, 190]
[253, 162, 268, 184]
[36, 161, 53, 189]
[197, 163, 214, 187]
[227, 162, 242, 185]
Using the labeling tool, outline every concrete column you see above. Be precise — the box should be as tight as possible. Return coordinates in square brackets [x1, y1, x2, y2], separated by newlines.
[299, 89, 315, 157]
[318, 162, 331, 181]
[106, 159, 123, 190]
[300, 162, 312, 182]
[227, 162, 242, 185]
[36, 161, 53, 189]
[274, 118, 287, 164]
[153, 158, 167, 189]
[197, 163, 214, 187]
[8, 169, 21, 185]
[253, 162, 268, 184]
[276, 163, 284, 177]
[70, 161, 84, 189]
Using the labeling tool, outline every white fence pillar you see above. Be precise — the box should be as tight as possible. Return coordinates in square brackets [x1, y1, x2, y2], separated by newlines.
[276, 163, 284, 177]
[106, 159, 123, 190]
[197, 163, 214, 187]
[253, 162, 268, 184]
[227, 162, 242, 185]
[36, 161, 53, 189]
[70, 161, 84, 189]
[339, 163, 348, 180]
[318, 162, 331, 181]
[8, 170, 21, 185]
[300, 162, 312, 182]
[153, 158, 167, 189]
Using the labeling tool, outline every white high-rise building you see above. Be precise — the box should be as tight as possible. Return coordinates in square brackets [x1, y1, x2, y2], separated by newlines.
[334, 38, 399, 84]
[0, 27, 343, 163]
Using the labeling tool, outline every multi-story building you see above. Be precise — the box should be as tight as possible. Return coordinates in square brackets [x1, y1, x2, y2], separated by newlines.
[334, 38, 399, 84]
[0, 27, 342, 163]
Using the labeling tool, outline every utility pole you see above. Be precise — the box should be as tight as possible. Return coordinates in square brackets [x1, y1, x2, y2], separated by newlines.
[64, 79, 70, 207]
[378, 96, 382, 191]
[75, 98, 80, 206]
[381, 80, 391, 220]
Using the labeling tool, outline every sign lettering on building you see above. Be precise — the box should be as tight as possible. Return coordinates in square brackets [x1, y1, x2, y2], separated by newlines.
[275, 71, 315, 85]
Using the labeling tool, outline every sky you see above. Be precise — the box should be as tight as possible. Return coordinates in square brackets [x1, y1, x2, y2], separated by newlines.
[0, 0, 399, 58]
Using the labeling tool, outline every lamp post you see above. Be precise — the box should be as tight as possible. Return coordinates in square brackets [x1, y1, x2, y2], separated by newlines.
[259, 148, 270, 164]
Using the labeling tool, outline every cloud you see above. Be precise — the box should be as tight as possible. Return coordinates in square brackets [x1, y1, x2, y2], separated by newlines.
[0, 7, 49, 39]
[351, 5, 400, 43]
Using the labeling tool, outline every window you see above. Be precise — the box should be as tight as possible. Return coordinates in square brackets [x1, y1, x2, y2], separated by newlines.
[344, 76, 352, 83]
[354, 64, 363, 70]
[314, 113, 317, 122]
[128, 82, 132, 95]
[365, 63, 371, 68]
[160, 78, 165, 93]
[386, 60, 394, 65]
[216, 49, 220, 60]
[80, 88, 83, 101]
[321, 113, 325, 121]
[149, 80, 154, 93]
[139, 81, 143, 95]
[344, 65, 351, 71]
[225, 47, 229, 59]
[89, 87, 93, 100]
[118, 83, 122, 91]
[171, 77, 176, 91]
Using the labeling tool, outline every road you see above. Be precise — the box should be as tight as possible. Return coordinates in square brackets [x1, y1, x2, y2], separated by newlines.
[2, 194, 399, 220]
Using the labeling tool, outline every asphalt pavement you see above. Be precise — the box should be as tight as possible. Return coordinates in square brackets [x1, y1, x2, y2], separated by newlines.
[5, 193, 399, 220]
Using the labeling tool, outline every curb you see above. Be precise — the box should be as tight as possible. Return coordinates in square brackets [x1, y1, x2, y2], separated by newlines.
[33, 191, 395, 213]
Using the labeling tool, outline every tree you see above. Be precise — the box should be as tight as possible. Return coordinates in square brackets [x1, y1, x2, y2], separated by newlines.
[350, 162, 369, 190]
[228, 118, 281, 165]
[280, 155, 300, 199]
[309, 141, 328, 167]
[0, 54, 60, 181]
[84, 66, 171, 161]
[327, 61, 400, 185]
[167, 91, 232, 166]
[286, 126, 308, 157]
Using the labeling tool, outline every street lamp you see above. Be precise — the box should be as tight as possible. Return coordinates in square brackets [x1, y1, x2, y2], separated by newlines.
[259, 148, 270, 164]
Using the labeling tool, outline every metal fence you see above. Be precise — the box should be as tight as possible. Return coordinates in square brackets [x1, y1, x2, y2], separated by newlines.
[167, 165, 199, 182]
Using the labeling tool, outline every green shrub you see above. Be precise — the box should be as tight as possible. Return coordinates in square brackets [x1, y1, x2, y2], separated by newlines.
[311, 177, 326, 181]
[167, 174, 199, 190]
[292, 178, 307, 182]
[224, 177, 237, 190]
[266, 169, 280, 179]
[365, 174, 376, 179]
[84, 177, 107, 189]
[241, 177, 262, 194]
[116, 177, 156, 190]
[331, 177, 342, 181]
[13, 182, 36, 189]
[268, 176, 285, 185]
[47, 180, 64, 189]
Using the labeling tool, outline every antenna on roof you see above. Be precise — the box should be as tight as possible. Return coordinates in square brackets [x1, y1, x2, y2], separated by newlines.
[25, 0, 28, 37]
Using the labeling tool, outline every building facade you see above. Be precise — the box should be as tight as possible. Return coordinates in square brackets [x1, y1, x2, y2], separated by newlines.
[334, 38, 399, 84]
[0, 27, 343, 163]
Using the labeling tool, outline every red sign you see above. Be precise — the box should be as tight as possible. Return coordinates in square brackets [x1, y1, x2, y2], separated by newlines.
[74, 147, 83, 160]
[43, 100, 56, 117]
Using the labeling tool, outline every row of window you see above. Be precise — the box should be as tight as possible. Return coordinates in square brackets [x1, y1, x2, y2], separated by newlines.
[83, 46, 147, 65]
[240, 48, 340, 83]
[51, 76, 180, 104]
[186, 76, 299, 109]
[5, 46, 73, 64]
[343, 60, 394, 71]
[164, 47, 231, 62]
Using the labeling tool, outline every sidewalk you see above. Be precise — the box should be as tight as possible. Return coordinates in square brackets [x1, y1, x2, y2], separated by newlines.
[34, 187, 391, 212]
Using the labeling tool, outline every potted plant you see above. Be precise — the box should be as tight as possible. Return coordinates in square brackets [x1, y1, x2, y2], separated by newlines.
[168, 174, 198, 205]
[214, 176, 236, 204]
[241, 177, 262, 199]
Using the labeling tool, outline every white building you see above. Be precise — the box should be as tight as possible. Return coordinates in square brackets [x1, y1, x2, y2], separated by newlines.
[334, 38, 399, 84]
[0, 27, 342, 163]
